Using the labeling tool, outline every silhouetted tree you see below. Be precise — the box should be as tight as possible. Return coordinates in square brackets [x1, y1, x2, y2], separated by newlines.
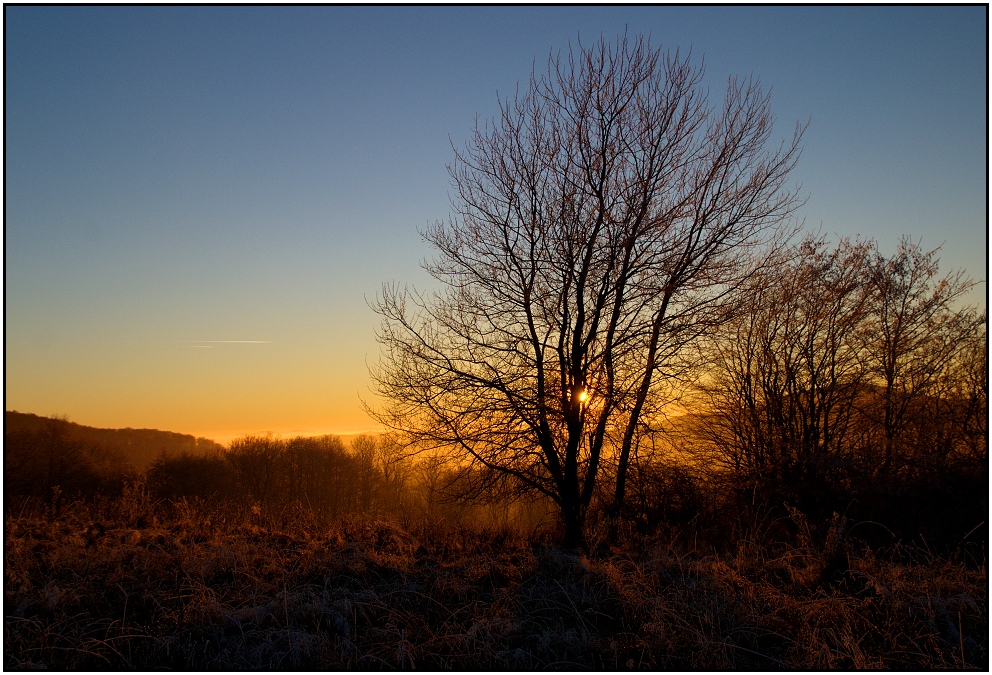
[371, 35, 803, 546]
[147, 451, 234, 500]
[350, 434, 410, 515]
[695, 235, 984, 524]
[946, 323, 988, 468]
[280, 435, 353, 514]
[697, 237, 873, 511]
[860, 237, 981, 480]
[226, 435, 282, 506]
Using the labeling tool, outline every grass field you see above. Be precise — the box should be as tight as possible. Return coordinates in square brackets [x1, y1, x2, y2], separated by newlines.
[4, 489, 987, 670]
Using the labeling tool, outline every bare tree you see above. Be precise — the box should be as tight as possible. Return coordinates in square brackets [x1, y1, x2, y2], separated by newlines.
[860, 237, 980, 478]
[694, 235, 984, 515]
[696, 237, 874, 507]
[227, 435, 282, 507]
[371, 35, 803, 546]
[350, 433, 410, 515]
[946, 321, 988, 467]
[281, 435, 351, 513]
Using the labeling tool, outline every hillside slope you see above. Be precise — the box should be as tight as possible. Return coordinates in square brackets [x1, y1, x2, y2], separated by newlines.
[4, 411, 225, 471]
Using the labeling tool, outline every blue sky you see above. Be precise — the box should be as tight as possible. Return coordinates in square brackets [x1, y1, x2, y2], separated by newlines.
[5, 6, 987, 441]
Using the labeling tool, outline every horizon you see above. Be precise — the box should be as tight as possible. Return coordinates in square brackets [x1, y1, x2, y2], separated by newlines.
[5, 408, 383, 448]
[5, 6, 986, 437]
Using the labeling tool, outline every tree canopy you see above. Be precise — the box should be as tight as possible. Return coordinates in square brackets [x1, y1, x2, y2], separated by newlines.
[371, 35, 804, 546]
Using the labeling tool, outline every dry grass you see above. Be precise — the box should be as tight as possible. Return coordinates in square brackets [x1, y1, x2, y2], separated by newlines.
[4, 494, 987, 670]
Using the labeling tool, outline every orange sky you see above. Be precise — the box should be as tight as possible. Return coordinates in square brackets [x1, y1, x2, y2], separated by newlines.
[5, 334, 388, 445]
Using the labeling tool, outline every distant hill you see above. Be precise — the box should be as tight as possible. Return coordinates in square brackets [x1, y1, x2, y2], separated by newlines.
[4, 411, 225, 472]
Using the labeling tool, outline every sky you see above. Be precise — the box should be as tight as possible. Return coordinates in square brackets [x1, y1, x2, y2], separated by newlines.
[5, 6, 987, 445]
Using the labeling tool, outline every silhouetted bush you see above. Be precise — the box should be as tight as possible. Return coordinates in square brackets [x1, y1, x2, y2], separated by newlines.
[618, 459, 705, 530]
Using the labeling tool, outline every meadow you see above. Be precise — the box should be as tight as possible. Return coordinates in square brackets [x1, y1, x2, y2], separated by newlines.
[5, 482, 986, 670]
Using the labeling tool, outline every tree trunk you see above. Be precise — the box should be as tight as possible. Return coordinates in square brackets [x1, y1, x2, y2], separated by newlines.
[614, 296, 669, 522]
[561, 496, 585, 549]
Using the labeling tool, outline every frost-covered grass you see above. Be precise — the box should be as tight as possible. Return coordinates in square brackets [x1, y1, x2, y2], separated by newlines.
[4, 493, 987, 670]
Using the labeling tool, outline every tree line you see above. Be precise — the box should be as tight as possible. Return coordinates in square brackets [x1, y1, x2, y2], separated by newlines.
[0, 430, 544, 532]
[146, 434, 408, 519]
[622, 235, 985, 547]
[5, 416, 132, 509]
[695, 237, 984, 504]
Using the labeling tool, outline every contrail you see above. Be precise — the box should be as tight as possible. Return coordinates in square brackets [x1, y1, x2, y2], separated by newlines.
[176, 340, 272, 344]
